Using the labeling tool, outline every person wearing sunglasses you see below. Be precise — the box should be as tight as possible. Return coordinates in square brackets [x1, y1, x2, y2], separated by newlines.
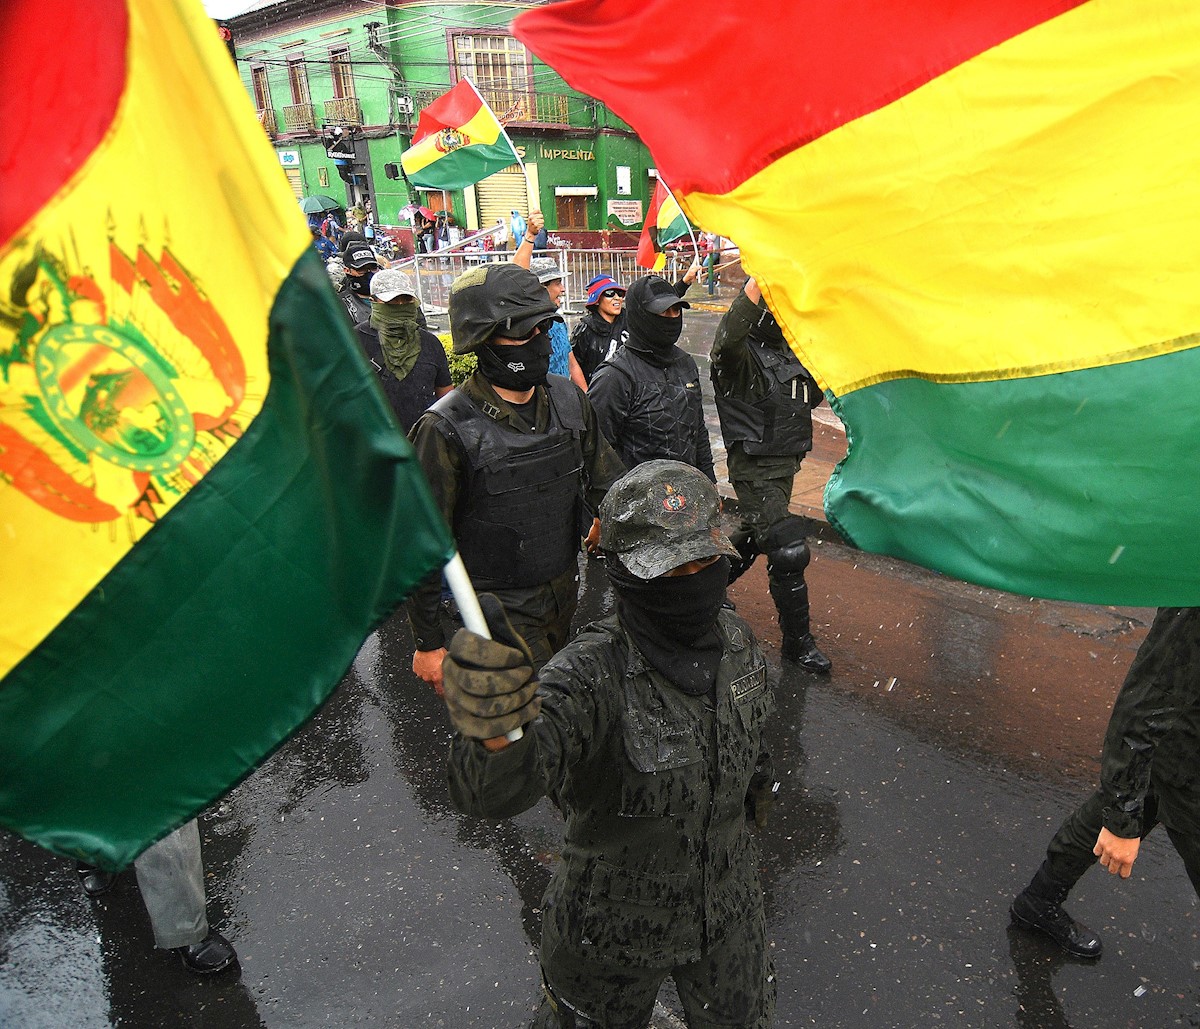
[589, 274, 716, 484]
[570, 274, 628, 383]
[406, 264, 626, 694]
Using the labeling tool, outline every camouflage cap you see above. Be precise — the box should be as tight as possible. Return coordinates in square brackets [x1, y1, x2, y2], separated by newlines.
[448, 263, 560, 355]
[529, 257, 563, 285]
[599, 460, 739, 580]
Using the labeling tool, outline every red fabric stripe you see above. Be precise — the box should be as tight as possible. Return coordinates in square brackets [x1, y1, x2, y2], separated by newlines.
[412, 80, 486, 144]
[0, 0, 129, 245]
[515, 0, 1087, 197]
[637, 180, 667, 267]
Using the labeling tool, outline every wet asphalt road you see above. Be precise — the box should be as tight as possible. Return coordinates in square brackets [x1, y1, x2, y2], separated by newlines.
[2, 311, 1198, 1027]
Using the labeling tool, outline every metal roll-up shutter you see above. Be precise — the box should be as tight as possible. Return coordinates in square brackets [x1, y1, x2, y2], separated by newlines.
[475, 166, 529, 243]
[284, 167, 303, 200]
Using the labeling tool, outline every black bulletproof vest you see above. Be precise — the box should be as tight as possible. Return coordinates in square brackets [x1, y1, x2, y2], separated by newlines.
[433, 376, 586, 589]
[714, 340, 815, 456]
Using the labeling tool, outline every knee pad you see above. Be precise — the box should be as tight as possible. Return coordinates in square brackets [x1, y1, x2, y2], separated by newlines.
[767, 537, 810, 575]
[763, 515, 808, 554]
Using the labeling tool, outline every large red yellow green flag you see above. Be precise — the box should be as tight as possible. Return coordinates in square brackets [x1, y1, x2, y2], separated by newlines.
[516, 0, 1200, 606]
[0, 0, 454, 869]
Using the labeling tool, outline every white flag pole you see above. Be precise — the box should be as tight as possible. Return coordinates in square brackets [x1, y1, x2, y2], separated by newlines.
[442, 552, 524, 742]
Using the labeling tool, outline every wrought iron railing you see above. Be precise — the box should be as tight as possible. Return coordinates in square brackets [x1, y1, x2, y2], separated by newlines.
[257, 108, 276, 137]
[281, 103, 316, 133]
[412, 87, 573, 128]
[323, 96, 362, 126]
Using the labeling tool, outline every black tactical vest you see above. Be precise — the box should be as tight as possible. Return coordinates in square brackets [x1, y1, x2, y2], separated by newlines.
[714, 340, 815, 456]
[432, 377, 586, 589]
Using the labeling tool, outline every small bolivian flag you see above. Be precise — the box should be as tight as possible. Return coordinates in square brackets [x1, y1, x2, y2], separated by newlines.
[401, 78, 520, 191]
[637, 179, 690, 271]
[517, 0, 1200, 606]
[0, 0, 454, 869]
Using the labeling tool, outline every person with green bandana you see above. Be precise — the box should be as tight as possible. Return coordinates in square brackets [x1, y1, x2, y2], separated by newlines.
[354, 267, 452, 433]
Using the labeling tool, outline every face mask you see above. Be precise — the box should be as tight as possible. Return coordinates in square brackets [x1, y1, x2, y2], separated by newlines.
[607, 556, 730, 695]
[626, 304, 684, 359]
[477, 331, 552, 390]
[348, 274, 374, 296]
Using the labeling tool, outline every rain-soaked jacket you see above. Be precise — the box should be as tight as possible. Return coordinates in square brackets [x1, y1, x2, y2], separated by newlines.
[1099, 606, 1200, 838]
[588, 345, 716, 482]
[447, 609, 773, 968]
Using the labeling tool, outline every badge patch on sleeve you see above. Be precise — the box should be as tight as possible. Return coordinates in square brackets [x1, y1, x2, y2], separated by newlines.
[731, 666, 766, 704]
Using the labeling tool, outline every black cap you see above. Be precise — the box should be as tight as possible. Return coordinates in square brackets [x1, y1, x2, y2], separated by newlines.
[448, 263, 560, 355]
[343, 243, 378, 270]
[629, 274, 690, 315]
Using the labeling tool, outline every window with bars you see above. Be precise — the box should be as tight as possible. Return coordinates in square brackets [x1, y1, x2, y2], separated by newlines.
[452, 34, 531, 119]
[329, 47, 355, 99]
[251, 65, 271, 111]
[287, 58, 310, 105]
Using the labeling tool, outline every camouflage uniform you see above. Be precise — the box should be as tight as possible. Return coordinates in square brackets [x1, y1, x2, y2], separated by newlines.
[406, 369, 624, 667]
[447, 609, 776, 1028]
[1040, 606, 1200, 895]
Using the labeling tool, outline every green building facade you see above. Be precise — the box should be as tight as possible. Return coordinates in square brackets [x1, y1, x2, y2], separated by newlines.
[225, 0, 657, 243]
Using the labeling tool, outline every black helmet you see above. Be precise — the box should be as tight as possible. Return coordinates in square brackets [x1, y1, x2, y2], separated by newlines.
[448, 263, 560, 355]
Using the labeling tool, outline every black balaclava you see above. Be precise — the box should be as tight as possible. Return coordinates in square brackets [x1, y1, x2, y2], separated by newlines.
[624, 277, 684, 366]
[347, 272, 376, 297]
[606, 556, 730, 695]
[476, 328, 552, 391]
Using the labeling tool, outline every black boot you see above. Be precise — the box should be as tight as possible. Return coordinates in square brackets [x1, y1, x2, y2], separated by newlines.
[1010, 863, 1102, 958]
[75, 862, 116, 898]
[781, 632, 832, 674]
[174, 931, 239, 974]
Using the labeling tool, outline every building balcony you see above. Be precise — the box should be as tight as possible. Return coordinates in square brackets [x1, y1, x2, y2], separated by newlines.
[413, 88, 572, 129]
[323, 96, 362, 127]
[281, 103, 317, 134]
[257, 107, 277, 137]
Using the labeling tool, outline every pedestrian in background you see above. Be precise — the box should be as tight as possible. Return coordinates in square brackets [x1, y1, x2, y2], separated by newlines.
[355, 268, 451, 433]
[710, 276, 832, 673]
[570, 274, 627, 383]
[513, 210, 588, 391]
[441, 460, 777, 1028]
[336, 240, 380, 328]
[406, 264, 624, 693]
[75, 820, 238, 975]
[1010, 606, 1200, 958]
[589, 275, 715, 482]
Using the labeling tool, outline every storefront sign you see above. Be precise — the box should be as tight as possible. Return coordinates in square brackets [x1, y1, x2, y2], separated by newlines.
[538, 146, 595, 161]
[607, 200, 643, 225]
[278, 150, 301, 168]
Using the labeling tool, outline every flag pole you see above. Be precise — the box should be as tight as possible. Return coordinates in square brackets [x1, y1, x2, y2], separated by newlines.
[463, 76, 535, 206]
[443, 552, 524, 742]
[659, 175, 701, 281]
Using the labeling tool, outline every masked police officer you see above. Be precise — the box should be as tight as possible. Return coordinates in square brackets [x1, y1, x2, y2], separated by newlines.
[441, 460, 777, 1028]
[710, 276, 832, 674]
[406, 263, 624, 692]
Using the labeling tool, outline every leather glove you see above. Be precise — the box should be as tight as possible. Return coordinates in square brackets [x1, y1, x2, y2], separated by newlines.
[745, 768, 779, 830]
[443, 594, 541, 740]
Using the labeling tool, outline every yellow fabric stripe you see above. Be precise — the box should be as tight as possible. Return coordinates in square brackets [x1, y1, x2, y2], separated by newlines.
[401, 104, 503, 175]
[683, 0, 1200, 396]
[0, 0, 308, 679]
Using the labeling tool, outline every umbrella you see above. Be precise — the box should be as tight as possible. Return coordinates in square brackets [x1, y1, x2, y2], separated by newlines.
[299, 195, 343, 214]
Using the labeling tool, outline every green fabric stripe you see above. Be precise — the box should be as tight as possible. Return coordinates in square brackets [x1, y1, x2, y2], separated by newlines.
[659, 212, 689, 244]
[409, 141, 518, 191]
[0, 248, 454, 869]
[825, 346, 1200, 606]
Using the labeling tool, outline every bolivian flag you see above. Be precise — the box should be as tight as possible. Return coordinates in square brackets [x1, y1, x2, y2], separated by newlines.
[517, 0, 1200, 605]
[0, 0, 453, 868]
[637, 178, 690, 271]
[401, 79, 520, 191]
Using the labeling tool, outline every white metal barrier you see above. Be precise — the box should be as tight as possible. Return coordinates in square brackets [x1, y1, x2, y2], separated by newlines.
[386, 232, 686, 326]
